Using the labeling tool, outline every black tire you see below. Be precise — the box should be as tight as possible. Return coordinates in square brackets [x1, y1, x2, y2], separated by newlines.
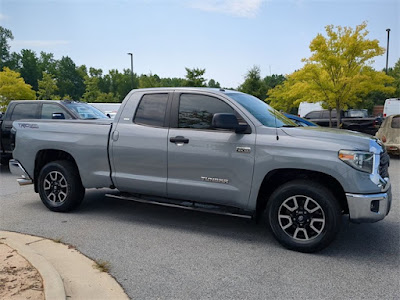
[38, 160, 85, 212]
[266, 180, 341, 253]
[0, 155, 10, 166]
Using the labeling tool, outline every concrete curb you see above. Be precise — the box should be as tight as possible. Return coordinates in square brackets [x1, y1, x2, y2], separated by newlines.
[0, 231, 66, 300]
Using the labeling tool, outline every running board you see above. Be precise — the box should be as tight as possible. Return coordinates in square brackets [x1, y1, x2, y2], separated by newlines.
[106, 193, 253, 219]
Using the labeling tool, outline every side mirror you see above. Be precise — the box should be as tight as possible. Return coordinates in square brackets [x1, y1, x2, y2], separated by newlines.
[106, 113, 111, 118]
[212, 113, 249, 133]
[52, 112, 65, 119]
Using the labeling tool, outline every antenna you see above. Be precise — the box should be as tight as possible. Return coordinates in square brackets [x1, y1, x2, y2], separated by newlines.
[274, 111, 279, 141]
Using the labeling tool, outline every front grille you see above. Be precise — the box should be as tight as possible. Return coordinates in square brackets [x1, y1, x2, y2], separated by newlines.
[379, 150, 390, 178]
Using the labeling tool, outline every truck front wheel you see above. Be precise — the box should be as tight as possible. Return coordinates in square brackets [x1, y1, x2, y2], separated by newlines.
[38, 160, 85, 212]
[266, 180, 341, 253]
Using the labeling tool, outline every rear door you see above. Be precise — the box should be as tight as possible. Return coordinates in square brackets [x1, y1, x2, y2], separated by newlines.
[110, 91, 172, 197]
[167, 92, 256, 209]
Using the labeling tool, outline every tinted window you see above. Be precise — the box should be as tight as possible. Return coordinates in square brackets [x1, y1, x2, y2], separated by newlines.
[178, 94, 234, 129]
[41, 104, 72, 119]
[63, 102, 108, 119]
[391, 116, 400, 128]
[305, 111, 320, 119]
[11, 103, 39, 120]
[134, 93, 168, 127]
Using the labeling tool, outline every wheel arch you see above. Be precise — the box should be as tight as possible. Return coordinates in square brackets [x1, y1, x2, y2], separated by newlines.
[34, 149, 80, 192]
[256, 168, 348, 220]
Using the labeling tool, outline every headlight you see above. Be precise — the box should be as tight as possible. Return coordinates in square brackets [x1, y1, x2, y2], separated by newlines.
[338, 150, 374, 173]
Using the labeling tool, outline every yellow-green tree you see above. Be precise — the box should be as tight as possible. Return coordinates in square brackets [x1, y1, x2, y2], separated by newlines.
[37, 72, 59, 100]
[0, 67, 36, 109]
[268, 22, 395, 127]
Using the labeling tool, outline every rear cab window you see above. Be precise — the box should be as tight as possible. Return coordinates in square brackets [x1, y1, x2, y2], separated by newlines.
[391, 116, 400, 128]
[134, 93, 169, 127]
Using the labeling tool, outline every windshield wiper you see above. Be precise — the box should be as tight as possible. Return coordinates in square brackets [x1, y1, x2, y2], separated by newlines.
[281, 125, 298, 127]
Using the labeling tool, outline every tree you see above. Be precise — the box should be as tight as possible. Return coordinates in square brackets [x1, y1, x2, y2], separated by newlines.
[56, 56, 86, 100]
[208, 79, 221, 88]
[81, 74, 118, 103]
[139, 74, 161, 88]
[37, 72, 58, 99]
[184, 68, 206, 87]
[0, 67, 36, 109]
[238, 66, 267, 100]
[0, 26, 14, 69]
[19, 49, 40, 91]
[388, 58, 400, 97]
[268, 22, 395, 127]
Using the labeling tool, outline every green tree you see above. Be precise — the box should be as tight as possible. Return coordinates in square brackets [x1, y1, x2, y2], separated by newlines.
[208, 79, 221, 88]
[268, 22, 395, 127]
[184, 68, 206, 87]
[56, 56, 86, 100]
[388, 58, 400, 97]
[81, 74, 119, 103]
[0, 67, 36, 109]
[0, 26, 14, 69]
[37, 72, 58, 99]
[139, 74, 161, 88]
[238, 66, 267, 100]
[19, 49, 40, 91]
[38, 52, 58, 76]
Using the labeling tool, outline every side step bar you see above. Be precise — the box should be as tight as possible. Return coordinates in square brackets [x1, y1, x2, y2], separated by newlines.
[106, 193, 252, 219]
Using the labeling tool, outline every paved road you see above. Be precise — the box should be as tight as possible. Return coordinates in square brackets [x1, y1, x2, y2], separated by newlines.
[1, 158, 399, 299]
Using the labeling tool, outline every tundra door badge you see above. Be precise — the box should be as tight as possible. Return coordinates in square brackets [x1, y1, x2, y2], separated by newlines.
[236, 147, 251, 153]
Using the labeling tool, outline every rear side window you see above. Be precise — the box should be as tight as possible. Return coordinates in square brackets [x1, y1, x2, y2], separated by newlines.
[178, 94, 234, 129]
[391, 116, 400, 128]
[11, 103, 39, 120]
[41, 104, 72, 119]
[305, 111, 320, 119]
[134, 93, 168, 127]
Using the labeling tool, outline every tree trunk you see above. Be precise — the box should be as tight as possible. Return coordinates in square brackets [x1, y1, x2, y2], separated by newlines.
[336, 103, 341, 128]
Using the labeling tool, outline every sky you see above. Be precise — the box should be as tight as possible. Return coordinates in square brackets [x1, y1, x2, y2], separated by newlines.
[1, 0, 399, 88]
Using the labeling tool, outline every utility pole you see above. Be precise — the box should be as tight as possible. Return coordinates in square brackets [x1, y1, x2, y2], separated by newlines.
[127, 52, 134, 88]
[385, 29, 390, 74]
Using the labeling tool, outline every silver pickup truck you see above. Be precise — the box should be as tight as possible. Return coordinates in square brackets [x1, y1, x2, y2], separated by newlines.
[10, 88, 392, 252]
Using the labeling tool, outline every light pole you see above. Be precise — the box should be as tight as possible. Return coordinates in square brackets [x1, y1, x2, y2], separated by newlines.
[385, 29, 390, 74]
[127, 52, 134, 88]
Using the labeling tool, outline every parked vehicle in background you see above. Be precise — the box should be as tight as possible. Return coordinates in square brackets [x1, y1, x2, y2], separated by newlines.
[89, 103, 121, 119]
[304, 109, 382, 135]
[10, 88, 392, 253]
[284, 113, 318, 127]
[0, 100, 108, 164]
[298, 102, 323, 117]
[376, 114, 400, 155]
[383, 98, 400, 117]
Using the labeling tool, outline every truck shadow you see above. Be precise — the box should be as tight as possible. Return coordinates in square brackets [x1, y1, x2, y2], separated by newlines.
[77, 189, 399, 262]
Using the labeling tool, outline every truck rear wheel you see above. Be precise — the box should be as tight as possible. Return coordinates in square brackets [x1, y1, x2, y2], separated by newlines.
[38, 160, 85, 212]
[266, 180, 341, 253]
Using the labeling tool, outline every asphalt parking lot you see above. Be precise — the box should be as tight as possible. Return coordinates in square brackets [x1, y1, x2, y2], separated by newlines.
[1, 158, 399, 299]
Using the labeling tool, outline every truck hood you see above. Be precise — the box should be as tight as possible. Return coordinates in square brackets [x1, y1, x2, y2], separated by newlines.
[279, 126, 375, 151]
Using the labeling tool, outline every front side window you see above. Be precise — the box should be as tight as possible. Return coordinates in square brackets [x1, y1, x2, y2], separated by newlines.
[11, 103, 39, 121]
[178, 94, 234, 129]
[41, 104, 72, 119]
[227, 92, 296, 127]
[134, 93, 168, 127]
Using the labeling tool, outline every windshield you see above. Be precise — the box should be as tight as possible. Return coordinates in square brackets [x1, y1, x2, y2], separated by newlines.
[64, 102, 108, 119]
[226, 92, 297, 128]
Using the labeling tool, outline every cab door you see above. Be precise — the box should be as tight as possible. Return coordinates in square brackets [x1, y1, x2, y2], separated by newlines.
[167, 92, 256, 209]
[110, 91, 171, 197]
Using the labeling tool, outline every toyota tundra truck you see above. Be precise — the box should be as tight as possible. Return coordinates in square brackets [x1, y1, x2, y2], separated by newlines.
[9, 88, 392, 252]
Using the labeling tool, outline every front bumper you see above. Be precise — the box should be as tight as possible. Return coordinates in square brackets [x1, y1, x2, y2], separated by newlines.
[346, 180, 392, 223]
[9, 159, 33, 186]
